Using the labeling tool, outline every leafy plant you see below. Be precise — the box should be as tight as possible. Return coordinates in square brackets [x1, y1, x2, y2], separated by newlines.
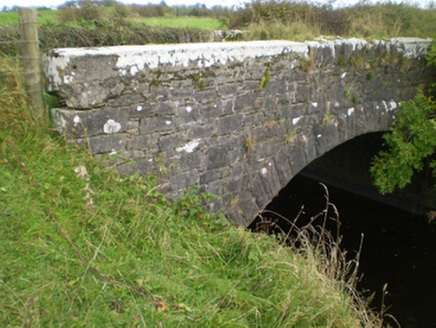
[174, 185, 218, 219]
[371, 87, 436, 193]
[371, 42, 436, 194]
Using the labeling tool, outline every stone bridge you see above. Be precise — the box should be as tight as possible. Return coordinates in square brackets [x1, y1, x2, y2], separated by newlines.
[43, 38, 432, 227]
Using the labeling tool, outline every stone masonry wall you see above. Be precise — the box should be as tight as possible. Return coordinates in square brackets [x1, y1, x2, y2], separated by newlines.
[43, 38, 432, 227]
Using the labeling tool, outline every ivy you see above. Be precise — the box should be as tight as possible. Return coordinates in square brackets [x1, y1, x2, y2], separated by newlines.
[371, 42, 436, 194]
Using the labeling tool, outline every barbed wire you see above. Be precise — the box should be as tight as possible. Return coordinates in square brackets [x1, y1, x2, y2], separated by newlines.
[17, 20, 38, 25]
[0, 72, 43, 78]
[0, 36, 43, 78]
[11, 56, 43, 60]
[0, 40, 41, 45]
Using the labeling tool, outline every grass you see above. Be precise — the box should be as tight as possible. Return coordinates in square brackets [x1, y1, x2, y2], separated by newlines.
[0, 56, 380, 326]
[0, 9, 225, 32]
[241, 2, 436, 42]
[133, 17, 226, 31]
[0, 10, 58, 24]
[242, 19, 322, 42]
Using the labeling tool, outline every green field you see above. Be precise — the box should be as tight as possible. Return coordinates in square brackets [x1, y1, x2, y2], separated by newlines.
[0, 10, 58, 24]
[0, 9, 225, 31]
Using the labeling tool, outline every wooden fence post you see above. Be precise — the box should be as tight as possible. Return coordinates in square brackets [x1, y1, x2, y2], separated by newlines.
[18, 7, 44, 117]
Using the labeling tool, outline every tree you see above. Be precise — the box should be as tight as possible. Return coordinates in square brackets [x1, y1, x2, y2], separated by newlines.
[371, 42, 436, 194]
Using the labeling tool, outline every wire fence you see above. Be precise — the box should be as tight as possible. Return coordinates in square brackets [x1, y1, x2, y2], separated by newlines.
[1, 7, 44, 116]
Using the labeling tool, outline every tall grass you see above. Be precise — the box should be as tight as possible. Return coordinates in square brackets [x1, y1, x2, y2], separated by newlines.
[133, 17, 226, 31]
[242, 18, 322, 42]
[0, 56, 49, 140]
[345, 3, 436, 39]
[241, 1, 436, 41]
[0, 57, 380, 326]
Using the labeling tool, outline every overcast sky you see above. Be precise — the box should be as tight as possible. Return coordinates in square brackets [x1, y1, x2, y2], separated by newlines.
[0, 0, 432, 10]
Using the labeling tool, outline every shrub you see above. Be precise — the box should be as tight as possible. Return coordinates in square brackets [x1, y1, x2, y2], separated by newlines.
[58, 1, 104, 22]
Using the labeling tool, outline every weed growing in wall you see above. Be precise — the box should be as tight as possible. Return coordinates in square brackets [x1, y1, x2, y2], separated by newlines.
[337, 55, 346, 66]
[300, 54, 314, 73]
[352, 94, 360, 105]
[260, 70, 271, 90]
[366, 71, 375, 81]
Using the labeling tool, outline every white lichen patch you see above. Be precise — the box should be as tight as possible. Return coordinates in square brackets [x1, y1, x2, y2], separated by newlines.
[42, 53, 71, 89]
[292, 116, 303, 125]
[103, 119, 122, 134]
[130, 66, 139, 75]
[117, 41, 309, 72]
[44, 38, 432, 95]
[51, 110, 67, 133]
[387, 38, 433, 58]
[73, 115, 81, 124]
[64, 75, 74, 84]
[347, 107, 355, 116]
[46, 41, 309, 82]
[176, 139, 201, 153]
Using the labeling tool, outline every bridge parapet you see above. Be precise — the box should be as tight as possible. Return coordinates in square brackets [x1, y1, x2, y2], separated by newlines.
[44, 38, 432, 226]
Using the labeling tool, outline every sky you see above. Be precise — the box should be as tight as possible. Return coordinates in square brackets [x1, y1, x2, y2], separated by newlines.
[0, 0, 432, 10]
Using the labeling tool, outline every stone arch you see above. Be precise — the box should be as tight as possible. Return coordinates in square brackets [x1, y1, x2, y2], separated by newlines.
[226, 99, 397, 227]
[44, 38, 432, 227]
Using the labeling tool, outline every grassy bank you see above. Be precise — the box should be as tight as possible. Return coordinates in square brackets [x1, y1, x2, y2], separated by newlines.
[0, 58, 379, 326]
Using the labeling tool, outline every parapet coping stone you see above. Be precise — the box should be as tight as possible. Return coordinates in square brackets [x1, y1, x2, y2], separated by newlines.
[43, 38, 431, 87]
[43, 37, 432, 109]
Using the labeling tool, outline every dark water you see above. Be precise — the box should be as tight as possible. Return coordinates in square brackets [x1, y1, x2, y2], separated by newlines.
[251, 174, 436, 327]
